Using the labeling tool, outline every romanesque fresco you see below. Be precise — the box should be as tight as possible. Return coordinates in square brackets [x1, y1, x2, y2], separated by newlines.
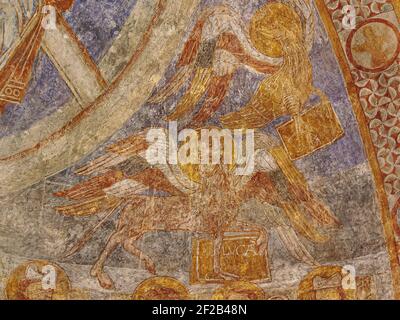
[0, 0, 399, 300]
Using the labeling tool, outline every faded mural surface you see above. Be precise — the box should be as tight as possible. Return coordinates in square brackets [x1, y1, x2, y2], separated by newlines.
[0, 0, 399, 300]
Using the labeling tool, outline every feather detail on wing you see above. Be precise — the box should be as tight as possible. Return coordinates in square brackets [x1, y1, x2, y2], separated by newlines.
[189, 73, 232, 127]
[165, 67, 213, 121]
[247, 176, 329, 243]
[245, 175, 322, 264]
[280, 203, 328, 243]
[282, 0, 315, 53]
[97, 168, 186, 198]
[54, 196, 120, 217]
[131, 167, 185, 196]
[103, 179, 148, 198]
[74, 152, 131, 176]
[269, 146, 307, 188]
[177, 18, 205, 68]
[247, 180, 322, 264]
[269, 146, 339, 227]
[147, 17, 205, 105]
[53, 167, 184, 217]
[106, 132, 149, 155]
[54, 170, 125, 200]
[147, 65, 194, 104]
[75, 132, 148, 176]
[276, 226, 319, 266]
[247, 148, 340, 253]
[305, 196, 340, 226]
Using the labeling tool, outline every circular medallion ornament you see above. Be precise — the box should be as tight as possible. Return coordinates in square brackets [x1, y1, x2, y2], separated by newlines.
[5, 260, 71, 300]
[132, 277, 189, 300]
[212, 281, 265, 300]
[347, 18, 400, 73]
[298, 266, 356, 300]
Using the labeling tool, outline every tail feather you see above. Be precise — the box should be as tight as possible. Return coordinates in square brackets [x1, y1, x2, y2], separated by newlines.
[75, 153, 129, 176]
[304, 197, 340, 227]
[106, 132, 149, 155]
[55, 196, 119, 217]
[165, 68, 212, 121]
[147, 65, 193, 104]
[276, 226, 319, 266]
[54, 171, 124, 200]
[270, 146, 340, 227]
[75, 133, 148, 176]
[189, 73, 232, 127]
[281, 203, 328, 244]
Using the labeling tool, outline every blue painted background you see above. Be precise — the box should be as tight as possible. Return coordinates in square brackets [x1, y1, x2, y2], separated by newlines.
[0, 0, 137, 138]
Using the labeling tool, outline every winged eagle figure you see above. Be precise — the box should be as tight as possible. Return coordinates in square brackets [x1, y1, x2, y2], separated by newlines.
[147, 0, 323, 130]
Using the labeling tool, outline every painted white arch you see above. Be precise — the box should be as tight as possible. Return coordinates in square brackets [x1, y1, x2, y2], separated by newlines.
[0, 0, 200, 196]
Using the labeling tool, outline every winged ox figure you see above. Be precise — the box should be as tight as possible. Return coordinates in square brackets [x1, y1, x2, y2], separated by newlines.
[54, 1, 340, 289]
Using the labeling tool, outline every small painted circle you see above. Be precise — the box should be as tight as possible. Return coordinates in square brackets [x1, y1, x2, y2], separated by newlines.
[13, 89, 20, 97]
[4, 87, 13, 96]
[5, 260, 71, 300]
[347, 18, 400, 73]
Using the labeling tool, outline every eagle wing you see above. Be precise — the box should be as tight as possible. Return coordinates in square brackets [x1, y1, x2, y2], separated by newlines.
[146, 17, 205, 107]
[147, 5, 282, 126]
[54, 131, 190, 217]
[240, 140, 340, 266]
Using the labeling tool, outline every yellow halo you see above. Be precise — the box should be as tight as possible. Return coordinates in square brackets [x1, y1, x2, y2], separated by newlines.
[249, 2, 303, 58]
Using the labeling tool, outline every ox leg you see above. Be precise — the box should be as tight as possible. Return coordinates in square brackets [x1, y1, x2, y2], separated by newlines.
[90, 229, 127, 289]
[123, 235, 156, 275]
